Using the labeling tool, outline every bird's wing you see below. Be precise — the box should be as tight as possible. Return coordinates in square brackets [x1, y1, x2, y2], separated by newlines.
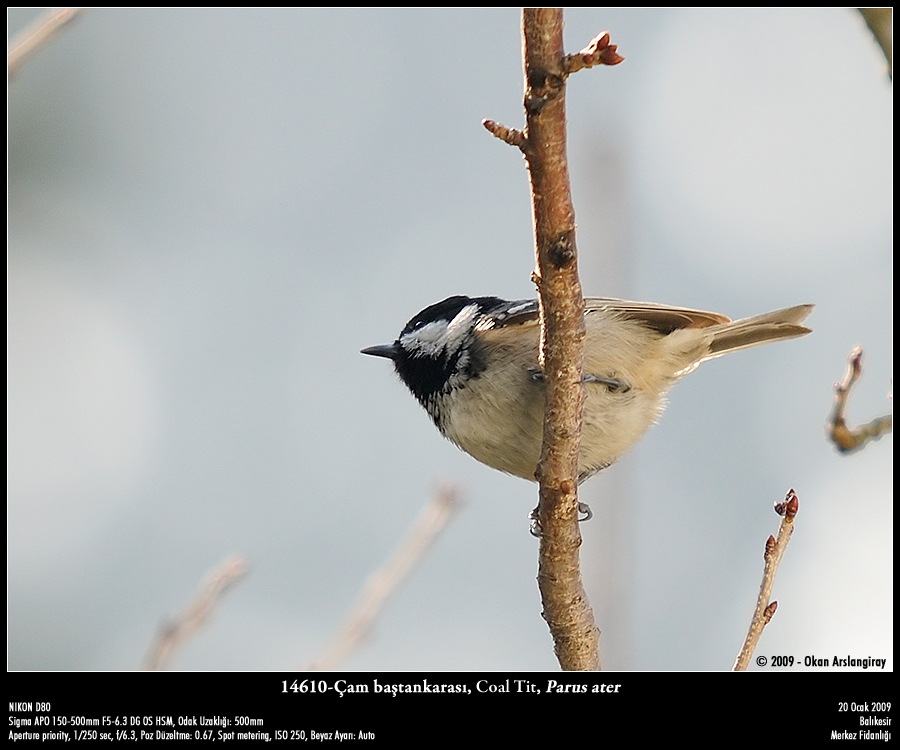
[476, 299, 541, 330]
[584, 298, 731, 334]
[480, 297, 731, 335]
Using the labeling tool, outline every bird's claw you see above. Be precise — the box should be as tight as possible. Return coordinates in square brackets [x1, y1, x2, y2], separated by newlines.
[529, 502, 593, 536]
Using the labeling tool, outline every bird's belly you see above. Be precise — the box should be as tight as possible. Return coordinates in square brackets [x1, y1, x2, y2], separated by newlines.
[440, 370, 663, 482]
[440, 375, 544, 480]
[578, 385, 662, 479]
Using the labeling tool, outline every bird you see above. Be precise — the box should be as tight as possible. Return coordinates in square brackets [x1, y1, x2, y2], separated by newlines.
[362, 295, 812, 484]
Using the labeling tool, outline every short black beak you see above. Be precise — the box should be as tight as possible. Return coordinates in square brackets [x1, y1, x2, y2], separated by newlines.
[361, 343, 400, 360]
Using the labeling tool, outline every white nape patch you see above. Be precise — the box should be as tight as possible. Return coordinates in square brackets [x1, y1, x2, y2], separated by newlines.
[400, 303, 479, 359]
[444, 303, 480, 352]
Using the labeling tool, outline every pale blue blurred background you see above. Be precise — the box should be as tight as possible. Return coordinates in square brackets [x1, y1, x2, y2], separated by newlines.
[8, 8, 891, 670]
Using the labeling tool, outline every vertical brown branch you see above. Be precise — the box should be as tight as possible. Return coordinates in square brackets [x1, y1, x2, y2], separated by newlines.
[522, 8, 598, 671]
[484, 10, 620, 671]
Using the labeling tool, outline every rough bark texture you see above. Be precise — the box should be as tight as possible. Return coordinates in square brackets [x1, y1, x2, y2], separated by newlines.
[522, 8, 600, 672]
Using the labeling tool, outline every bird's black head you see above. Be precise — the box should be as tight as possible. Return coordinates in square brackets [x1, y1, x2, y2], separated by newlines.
[362, 295, 506, 411]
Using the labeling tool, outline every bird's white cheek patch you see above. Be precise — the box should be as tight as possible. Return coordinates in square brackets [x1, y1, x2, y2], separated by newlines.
[400, 320, 450, 358]
[400, 304, 480, 360]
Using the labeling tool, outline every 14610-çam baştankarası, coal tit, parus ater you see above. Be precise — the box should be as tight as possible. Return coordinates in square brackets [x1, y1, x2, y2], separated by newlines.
[362, 295, 812, 502]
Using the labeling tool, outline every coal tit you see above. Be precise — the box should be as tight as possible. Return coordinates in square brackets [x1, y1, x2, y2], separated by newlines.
[362, 296, 812, 483]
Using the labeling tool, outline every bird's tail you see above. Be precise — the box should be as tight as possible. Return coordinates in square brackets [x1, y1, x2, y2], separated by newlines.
[706, 304, 813, 358]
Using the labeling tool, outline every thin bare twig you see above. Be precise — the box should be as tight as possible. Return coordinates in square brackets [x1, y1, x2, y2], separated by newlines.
[143, 554, 248, 671]
[7, 8, 84, 79]
[827, 347, 892, 453]
[482, 119, 526, 149]
[484, 27, 622, 154]
[563, 31, 624, 75]
[307, 487, 461, 671]
[733, 489, 798, 671]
